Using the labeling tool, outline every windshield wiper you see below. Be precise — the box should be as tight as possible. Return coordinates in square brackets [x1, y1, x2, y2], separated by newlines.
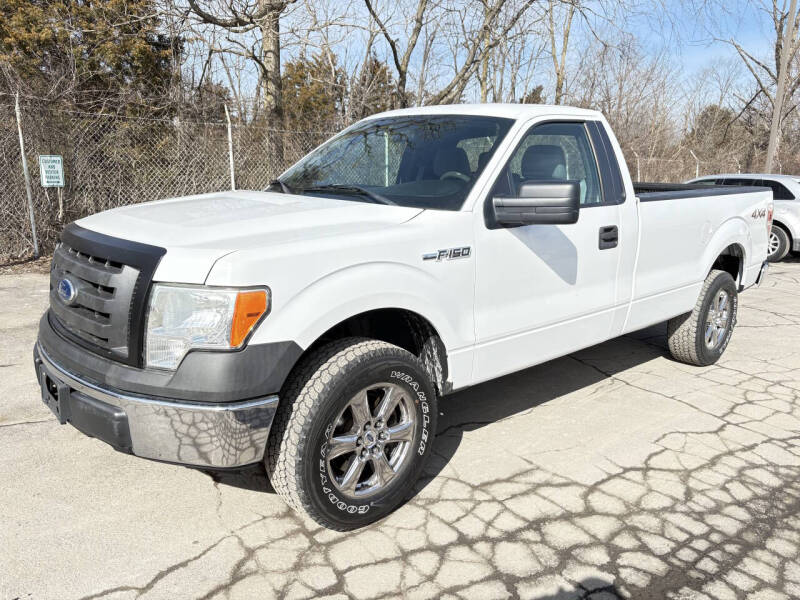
[268, 179, 296, 194]
[302, 184, 396, 206]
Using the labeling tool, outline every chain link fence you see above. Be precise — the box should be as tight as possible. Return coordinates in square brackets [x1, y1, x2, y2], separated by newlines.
[0, 103, 758, 264]
[0, 103, 332, 263]
[624, 153, 747, 184]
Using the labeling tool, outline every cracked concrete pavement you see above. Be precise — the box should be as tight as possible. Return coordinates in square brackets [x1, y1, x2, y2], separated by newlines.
[2, 260, 800, 599]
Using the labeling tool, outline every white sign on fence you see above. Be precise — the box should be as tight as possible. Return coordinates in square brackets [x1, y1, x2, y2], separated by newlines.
[38, 155, 64, 188]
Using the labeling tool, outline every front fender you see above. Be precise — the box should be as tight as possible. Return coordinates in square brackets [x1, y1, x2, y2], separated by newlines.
[248, 261, 472, 353]
[244, 260, 475, 389]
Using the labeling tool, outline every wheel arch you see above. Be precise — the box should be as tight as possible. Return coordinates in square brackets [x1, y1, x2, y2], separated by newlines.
[709, 243, 746, 288]
[701, 217, 750, 288]
[284, 308, 450, 396]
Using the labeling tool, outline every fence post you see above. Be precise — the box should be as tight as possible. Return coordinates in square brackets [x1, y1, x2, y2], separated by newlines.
[15, 92, 39, 259]
[224, 105, 236, 191]
[688, 149, 700, 179]
[632, 150, 641, 181]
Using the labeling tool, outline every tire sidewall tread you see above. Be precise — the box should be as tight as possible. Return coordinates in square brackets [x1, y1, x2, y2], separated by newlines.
[266, 337, 437, 531]
[667, 269, 738, 367]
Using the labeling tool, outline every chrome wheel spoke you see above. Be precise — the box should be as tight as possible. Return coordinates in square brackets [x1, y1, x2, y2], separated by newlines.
[705, 323, 715, 345]
[386, 420, 414, 443]
[372, 453, 395, 486]
[704, 290, 731, 350]
[375, 387, 402, 421]
[717, 293, 728, 313]
[339, 458, 366, 494]
[349, 391, 372, 427]
[327, 434, 359, 460]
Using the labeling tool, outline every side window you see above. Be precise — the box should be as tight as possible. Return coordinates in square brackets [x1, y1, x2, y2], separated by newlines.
[762, 179, 795, 200]
[491, 122, 603, 206]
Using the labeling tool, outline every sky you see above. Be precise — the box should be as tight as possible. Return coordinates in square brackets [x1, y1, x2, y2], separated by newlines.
[635, 1, 776, 75]
[199, 0, 785, 108]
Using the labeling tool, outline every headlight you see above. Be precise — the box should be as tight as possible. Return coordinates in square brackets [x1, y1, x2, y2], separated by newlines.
[145, 284, 269, 370]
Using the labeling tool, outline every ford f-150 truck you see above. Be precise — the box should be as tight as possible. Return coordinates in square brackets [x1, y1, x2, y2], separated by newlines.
[34, 104, 772, 530]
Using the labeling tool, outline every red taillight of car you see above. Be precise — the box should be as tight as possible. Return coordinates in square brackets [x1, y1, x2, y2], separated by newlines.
[767, 203, 774, 236]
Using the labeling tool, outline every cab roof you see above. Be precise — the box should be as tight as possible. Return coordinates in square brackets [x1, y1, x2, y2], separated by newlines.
[363, 103, 604, 122]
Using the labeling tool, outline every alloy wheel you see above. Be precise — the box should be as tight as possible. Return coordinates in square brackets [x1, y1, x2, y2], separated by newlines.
[325, 383, 416, 498]
[704, 289, 731, 349]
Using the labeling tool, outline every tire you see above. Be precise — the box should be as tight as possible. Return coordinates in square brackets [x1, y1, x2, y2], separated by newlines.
[266, 338, 437, 530]
[667, 269, 738, 366]
[768, 225, 791, 262]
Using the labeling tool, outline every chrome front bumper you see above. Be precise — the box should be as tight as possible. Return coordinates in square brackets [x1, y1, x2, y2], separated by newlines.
[35, 343, 278, 468]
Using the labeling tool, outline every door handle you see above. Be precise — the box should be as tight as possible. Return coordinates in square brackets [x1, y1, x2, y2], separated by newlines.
[599, 225, 619, 250]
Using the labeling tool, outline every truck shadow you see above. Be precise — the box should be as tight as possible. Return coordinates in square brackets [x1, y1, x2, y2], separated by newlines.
[418, 323, 670, 494]
[206, 324, 670, 498]
[126, 297, 800, 599]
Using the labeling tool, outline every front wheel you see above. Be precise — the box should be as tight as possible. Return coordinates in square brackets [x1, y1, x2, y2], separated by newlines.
[266, 338, 437, 530]
[667, 269, 738, 366]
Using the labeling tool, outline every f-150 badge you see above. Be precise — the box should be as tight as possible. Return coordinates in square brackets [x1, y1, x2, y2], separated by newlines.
[423, 247, 471, 261]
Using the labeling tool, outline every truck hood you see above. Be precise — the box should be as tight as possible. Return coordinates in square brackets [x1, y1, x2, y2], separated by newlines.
[76, 190, 423, 283]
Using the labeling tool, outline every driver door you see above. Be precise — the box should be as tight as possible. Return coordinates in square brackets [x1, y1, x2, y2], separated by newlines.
[472, 120, 623, 384]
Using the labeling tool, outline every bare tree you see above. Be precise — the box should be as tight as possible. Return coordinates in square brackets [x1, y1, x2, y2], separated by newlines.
[547, 0, 576, 104]
[363, 0, 542, 106]
[693, 0, 800, 172]
[475, 0, 546, 102]
[427, 0, 537, 104]
[363, 0, 431, 106]
[765, 0, 798, 170]
[185, 0, 298, 125]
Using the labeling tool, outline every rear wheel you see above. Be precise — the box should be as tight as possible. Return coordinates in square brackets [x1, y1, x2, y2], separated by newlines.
[266, 338, 437, 530]
[768, 225, 790, 262]
[667, 269, 738, 366]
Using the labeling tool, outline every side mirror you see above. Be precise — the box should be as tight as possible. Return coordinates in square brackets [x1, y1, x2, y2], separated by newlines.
[492, 181, 580, 227]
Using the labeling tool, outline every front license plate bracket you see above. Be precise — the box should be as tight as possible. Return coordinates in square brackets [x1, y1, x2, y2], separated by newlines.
[39, 366, 71, 424]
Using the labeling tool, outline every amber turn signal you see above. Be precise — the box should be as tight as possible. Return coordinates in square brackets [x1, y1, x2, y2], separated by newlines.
[230, 290, 268, 347]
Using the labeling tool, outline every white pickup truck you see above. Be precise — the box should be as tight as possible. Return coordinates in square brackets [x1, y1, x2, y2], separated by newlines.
[34, 104, 772, 530]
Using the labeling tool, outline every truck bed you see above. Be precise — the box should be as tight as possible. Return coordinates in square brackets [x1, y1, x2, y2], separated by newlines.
[634, 182, 771, 202]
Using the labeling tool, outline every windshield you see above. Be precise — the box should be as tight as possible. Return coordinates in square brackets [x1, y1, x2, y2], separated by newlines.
[279, 115, 514, 211]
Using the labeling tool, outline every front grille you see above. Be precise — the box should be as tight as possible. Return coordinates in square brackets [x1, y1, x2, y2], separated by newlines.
[50, 243, 139, 358]
[48, 224, 166, 367]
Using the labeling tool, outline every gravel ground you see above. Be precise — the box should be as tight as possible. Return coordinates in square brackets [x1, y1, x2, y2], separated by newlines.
[2, 259, 800, 600]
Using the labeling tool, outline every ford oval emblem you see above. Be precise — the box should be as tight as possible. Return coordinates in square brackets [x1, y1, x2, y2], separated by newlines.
[57, 277, 78, 305]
